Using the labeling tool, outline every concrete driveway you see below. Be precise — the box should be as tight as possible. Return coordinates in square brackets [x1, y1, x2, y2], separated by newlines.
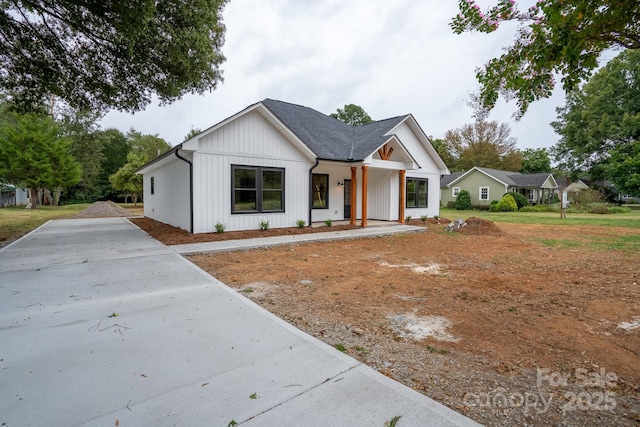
[0, 218, 478, 426]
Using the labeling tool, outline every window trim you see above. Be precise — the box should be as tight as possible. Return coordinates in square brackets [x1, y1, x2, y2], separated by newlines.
[231, 165, 285, 214]
[452, 186, 460, 197]
[479, 186, 490, 201]
[312, 173, 329, 209]
[150, 176, 155, 195]
[406, 177, 429, 208]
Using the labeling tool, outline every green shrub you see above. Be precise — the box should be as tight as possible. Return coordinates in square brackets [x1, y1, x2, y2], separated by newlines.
[420, 215, 427, 221]
[295, 219, 306, 228]
[489, 200, 499, 212]
[214, 222, 226, 233]
[405, 215, 412, 222]
[495, 194, 518, 212]
[609, 206, 631, 214]
[519, 206, 536, 212]
[587, 203, 611, 214]
[506, 192, 528, 209]
[324, 218, 333, 227]
[259, 220, 270, 231]
[455, 190, 471, 210]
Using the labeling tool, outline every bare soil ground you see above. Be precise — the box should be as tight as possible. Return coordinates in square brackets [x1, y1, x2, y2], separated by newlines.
[134, 216, 640, 426]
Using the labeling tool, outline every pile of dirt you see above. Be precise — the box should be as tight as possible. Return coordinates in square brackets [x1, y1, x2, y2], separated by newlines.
[455, 216, 503, 235]
[75, 201, 134, 218]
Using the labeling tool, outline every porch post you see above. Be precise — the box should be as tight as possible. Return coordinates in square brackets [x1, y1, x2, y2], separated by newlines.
[361, 165, 368, 228]
[350, 167, 357, 226]
[399, 169, 406, 223]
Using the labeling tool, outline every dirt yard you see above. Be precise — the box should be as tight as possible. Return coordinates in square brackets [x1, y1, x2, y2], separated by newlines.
[133, 216, 640, 426]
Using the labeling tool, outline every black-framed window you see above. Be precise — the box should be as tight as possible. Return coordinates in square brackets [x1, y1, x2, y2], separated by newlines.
[232, 165, 284, 213]
[406, 178, 428, 208]
[312, 174, 329, 209]
[150, 176, 155, 195]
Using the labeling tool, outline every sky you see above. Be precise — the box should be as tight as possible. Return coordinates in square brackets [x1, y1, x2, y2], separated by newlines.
[101, 0, 569, 150]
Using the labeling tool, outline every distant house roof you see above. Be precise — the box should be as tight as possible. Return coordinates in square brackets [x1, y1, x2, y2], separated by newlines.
[261, 99, 408, 162]
[441, 167, 557, 188]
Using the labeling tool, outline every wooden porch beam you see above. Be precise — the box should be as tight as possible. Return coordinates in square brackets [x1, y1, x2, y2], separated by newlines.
[350, 167, 357, 226]
[399, 169, 405, 223]
[361, 165, 368, 228]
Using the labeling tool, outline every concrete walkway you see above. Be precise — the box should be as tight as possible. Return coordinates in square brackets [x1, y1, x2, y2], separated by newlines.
[172, 224, 426, 255]
[0, 218, 479, 426]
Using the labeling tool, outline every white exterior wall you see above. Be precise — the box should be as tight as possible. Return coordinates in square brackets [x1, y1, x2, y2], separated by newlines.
[193, 110, 313, 233]
[143, 155, 191, 232]
[393, 123, 443, 218]
[367, 169, 399, 220]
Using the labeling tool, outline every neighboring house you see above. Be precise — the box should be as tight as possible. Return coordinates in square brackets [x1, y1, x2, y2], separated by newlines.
[0, 184, 28, 206]
[137, 99, 449, 233]
[440, 167, 558, 207]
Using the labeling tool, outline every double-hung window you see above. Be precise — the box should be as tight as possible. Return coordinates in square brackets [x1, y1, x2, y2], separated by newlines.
[406, 178, 428, 208]
[479, 186, 489, 201]
[452, 187, 460, 197]
[312, 174, 329, 209]
[232, 165, 284, 213]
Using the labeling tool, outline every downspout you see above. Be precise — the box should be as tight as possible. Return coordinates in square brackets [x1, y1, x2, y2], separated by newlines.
[308, 159, 319, 228]
[175, 145, 194, 234]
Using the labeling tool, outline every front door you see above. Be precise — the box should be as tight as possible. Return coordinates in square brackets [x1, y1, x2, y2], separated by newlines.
[344, 179, 351, 219]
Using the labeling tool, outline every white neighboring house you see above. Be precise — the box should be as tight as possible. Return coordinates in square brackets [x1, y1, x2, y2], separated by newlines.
[136, 99, 449, 233]
[0, 184, 28, 206]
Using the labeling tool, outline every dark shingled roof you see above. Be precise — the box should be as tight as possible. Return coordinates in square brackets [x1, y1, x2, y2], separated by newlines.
[261, 99, 408, 161]
[440, 171, 465, 187]
[441, 167, 556, 188]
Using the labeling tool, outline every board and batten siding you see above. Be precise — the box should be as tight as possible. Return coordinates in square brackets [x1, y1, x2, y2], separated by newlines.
[392, 122, 443, 218]
[193, 110, 313, 233]
[143, 155, 191, 232]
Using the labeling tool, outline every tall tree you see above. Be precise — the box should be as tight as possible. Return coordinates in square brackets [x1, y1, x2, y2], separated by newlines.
[444, 121, 522, 171]
[0, 111, 81, 208]
[127, 130, 171, 161]
[330, 104, 373, 126]
[520, 148, 552, 173]
[109, 152, 146, 205]
[552, 50, 640, 196]
[183, 127, 203, 142]
[96, 129, 130, 200]
[430, 137, 456, 169]
[451, 0, 640, 118]
[1, 0, 228, 113]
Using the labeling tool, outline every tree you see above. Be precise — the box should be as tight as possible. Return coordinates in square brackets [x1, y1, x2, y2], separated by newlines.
[183, 127, 203, 142]
[552, 50, 640, 196]
[1, 0, 228, 113]
[451, 0, 640, 118]
[444, 121, 522, 171]
[96, 129, 131, 201]
[330, 104, 373, 126]
[109, 153, 146, 205]
[127, 130, 171, 161]
[520, 148, 552, 173]
[0, 111, 81, 208]
[430, 137, 456, 169]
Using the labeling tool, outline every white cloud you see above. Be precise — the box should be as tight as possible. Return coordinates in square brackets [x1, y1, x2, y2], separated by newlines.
[100, 1, 568, 151]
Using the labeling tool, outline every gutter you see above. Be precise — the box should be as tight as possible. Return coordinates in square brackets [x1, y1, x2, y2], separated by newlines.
[175, 145, 194, 234]
[308, 159, 319, 228]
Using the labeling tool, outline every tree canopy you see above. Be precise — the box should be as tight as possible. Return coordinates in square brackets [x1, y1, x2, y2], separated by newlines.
[552, 49, 640, 196]
[0, 110, 81, 207]
[330, 104, 373, 126]
[451, 0, 640, 118]
[1, 0, 228, 113]
[520, 148, 552, 173]
[443, 121, 522, 171]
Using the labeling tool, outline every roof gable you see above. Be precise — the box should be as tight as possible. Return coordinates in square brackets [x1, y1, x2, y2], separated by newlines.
[444, 167, 557, 188]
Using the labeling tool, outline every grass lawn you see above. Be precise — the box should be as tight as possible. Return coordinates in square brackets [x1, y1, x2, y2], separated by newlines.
[440, 207, 640, 228]
[0, 204, 90, 245]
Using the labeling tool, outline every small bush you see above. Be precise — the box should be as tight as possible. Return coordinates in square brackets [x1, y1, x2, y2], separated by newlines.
[434, 215, 439, 220]
[420, 215, 427, 221]
[519, 206, 536, 212]
[587, 203, 611, 214]
[405, 215, 412, 222]
[295, 219, 306, 228]
[215, 222, 226, 233]
[259, 220, 270, 231]
[324, 218, 333, 227]
[495, 194, 518, 212]
[489, 200, 499, 212]
[506, 191, 528, 209]
[455, 190, 471, 210]
[609, 206, 631, 214]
